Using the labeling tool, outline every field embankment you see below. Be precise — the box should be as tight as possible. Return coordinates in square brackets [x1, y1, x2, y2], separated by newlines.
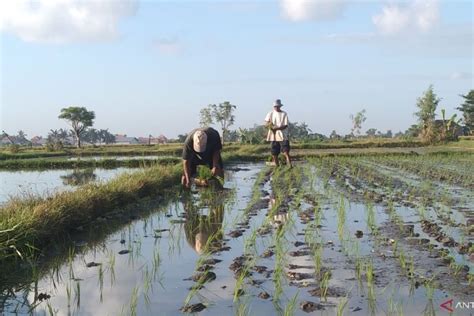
[0, 164, 181, 263]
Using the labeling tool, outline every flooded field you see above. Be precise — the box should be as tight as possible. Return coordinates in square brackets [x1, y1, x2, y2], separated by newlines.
[0, 168, 135, 203]
[1, 155, 473, 315]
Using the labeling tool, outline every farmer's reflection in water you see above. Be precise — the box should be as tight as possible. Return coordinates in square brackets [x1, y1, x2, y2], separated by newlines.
[183, 193, 225, 254]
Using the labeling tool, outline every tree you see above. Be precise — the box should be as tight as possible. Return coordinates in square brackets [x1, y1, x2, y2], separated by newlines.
[199, 101, 236, 144]
[288, 122, 312, 140]
[384, 130, 393, 138]
[238, 125, 266, 144]
[415, 85, 440, 143]
[329, 130, 341, 140]
[1, 130, 15, 144]
[350, 109, 367, 136]
[224, 130, 239, 142]
[177, 134, 188, 143]
[100, 129, 115, 144]
[83, 128, 100, 146]
[404, 124, 421, 138]
[366, 128, 377, 138]
[58, 106, 95, 148]
[440, 109, 461, 141]
[457, 90, 474, 134]
[47, 128, 68, 150]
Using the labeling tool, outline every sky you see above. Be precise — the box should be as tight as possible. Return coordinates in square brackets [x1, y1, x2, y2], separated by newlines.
[0, 0, 472, 138]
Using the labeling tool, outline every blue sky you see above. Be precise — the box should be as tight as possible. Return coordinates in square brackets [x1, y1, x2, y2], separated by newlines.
[1, 0, 472, 138]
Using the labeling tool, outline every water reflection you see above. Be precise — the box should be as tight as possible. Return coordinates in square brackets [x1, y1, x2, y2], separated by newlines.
[60, 169, 97, 186]
[183, 191, 225, 254]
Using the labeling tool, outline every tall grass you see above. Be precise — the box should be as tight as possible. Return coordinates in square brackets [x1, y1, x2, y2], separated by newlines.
[0, 164, 182, 262]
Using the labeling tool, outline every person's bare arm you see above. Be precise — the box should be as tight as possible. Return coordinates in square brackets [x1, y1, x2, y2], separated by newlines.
[272, 125, 287, 131]
[211, 150, 223, 176]
[182, 159, 191, 188]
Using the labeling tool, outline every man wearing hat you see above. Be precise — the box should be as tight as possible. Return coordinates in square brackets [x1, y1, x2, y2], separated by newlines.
[181, 127, 224, 188]
[264, 99, 292, 167]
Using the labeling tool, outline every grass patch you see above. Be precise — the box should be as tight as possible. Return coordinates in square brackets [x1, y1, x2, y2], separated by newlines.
[0, 164, 182, 263]
[0, 157, 180, 170]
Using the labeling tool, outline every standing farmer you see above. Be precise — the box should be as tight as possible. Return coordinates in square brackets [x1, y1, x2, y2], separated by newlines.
[264, 99, 292, 167]
[182, 127, 224, 188]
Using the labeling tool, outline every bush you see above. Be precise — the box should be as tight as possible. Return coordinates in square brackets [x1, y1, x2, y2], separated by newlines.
[8, 144, 20, 153]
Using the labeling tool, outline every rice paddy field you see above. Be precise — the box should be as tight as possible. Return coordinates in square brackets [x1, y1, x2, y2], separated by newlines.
[0, 147, 473, 315]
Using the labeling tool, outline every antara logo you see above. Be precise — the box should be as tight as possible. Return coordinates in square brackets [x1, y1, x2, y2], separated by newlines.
[440, 299, 474, 312]
[440, 299, 453, 312]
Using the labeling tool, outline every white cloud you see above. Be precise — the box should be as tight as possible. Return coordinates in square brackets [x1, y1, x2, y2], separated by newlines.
[372, 0, 439, 35]
[0, 0, 138, 44]
[280, 0, 346, 22]
[153, 38, 182, 55]
[450, 71, 472, 80]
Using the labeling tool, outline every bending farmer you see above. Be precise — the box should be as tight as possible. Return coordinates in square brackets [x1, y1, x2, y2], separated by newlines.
[264, 99, 292, 167]
[182, 127, 224, 188]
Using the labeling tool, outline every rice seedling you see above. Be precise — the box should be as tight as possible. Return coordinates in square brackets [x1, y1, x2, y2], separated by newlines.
[129, 285, 139, 316]
[283, 291, 299, 316]
[320, 271, 331, 302]
[74, 281, 81, 308]
[313, 244, 323, 277]
[98, 265, 104, 302]
[424, 277, 435, 300]
[336, 296, 349, 316]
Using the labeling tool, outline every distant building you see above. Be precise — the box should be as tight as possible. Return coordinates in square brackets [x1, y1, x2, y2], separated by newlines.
[114, 134, 139, 145]
[137, 135, 169, 145]
[0, 135, 30, 146]
[30, 136, 47, 147]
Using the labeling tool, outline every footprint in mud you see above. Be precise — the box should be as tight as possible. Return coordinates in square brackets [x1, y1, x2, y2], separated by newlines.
[36, 293, 51, 301]
[300, 301, 325, 312]
[294, 241, 306, 247]
[197, 264, 214, 272]
[228, 229, 244, 238]
[287, 264, 313, 270]
[261, 249, 274, 258]
[308, 287, 346, 297]
[169, 219, 187, 224]
[289, 250, 310, 257]
[180, 303, 207, 313]
[252, 265, 268, 273]
[201, 258, 222, 265]
[86, 262, 101, 268]
[184, 271, 217, 283]
[286, 271, 314, 281]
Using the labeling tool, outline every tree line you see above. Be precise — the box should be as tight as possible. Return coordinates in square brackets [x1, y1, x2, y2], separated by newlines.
[2, 87, 472, 151]
[196, 87, 473, 144]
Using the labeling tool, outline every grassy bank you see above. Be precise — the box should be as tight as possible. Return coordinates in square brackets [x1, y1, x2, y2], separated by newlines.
[0, 164, 182, 263]
[0, 156, 180, 170]
[0, 139, 426, 160]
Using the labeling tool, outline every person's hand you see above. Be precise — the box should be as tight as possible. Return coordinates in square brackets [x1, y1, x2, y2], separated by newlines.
[181, 175, 191, 189]
[211, 167, 220, 176]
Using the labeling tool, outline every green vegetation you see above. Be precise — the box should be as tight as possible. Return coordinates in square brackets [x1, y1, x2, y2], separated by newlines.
[0, 156, 180, 170]
[58, 106, 96, 148]
[200, 101, 237, 143]
[0, 164, 181, 263]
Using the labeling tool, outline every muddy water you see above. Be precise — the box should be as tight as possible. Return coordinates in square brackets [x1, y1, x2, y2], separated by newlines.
[0, 168, 135, 203]
[1, 163, 472, 315]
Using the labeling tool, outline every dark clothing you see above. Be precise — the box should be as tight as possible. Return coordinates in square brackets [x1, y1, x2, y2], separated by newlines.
[182, 127, 223, 176]
[271, 140, 290, 155]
